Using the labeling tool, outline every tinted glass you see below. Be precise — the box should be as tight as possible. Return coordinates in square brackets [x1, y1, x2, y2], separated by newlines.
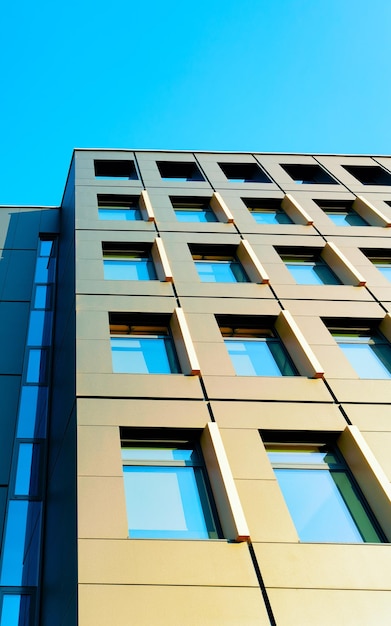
[111, 336, 180, 374]
[225, 338, 296, 376]
[195, 260, 248, 283]
[103, 258, 157, 280]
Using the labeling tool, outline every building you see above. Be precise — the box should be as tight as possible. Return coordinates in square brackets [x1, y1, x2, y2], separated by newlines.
[1, 149, 391, 625]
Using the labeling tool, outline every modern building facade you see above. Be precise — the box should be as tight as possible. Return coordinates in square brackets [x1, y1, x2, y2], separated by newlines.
[2, 150, 391, 625]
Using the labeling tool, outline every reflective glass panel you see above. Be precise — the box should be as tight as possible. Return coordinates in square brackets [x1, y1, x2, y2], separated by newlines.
[175, 209, 217, 223]
[103, 257, 157, 280]
[195, 260, 248, 283]
[372, 262, 391, 282]
[111, 336, 180, 374]
[333, 332, 391, 379]
[225, 338, 296, 376]
[0, 501, 41, 585]
[0, 595, 30, 626]
[251, 210, 292, 225]
[285, 260, 341, 285]
[98, 208, 142, 221]
[326, 211, 368, 226]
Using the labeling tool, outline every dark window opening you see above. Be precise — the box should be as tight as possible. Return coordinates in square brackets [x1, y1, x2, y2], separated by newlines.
[156, 161, 205, 182]
[170, 196, 217, 222]
[94, 160, 138, 180]
[218, 162, 272, 184]
[242, 197, 292, 224]
[281, 164, 338, 185]
[314, 199, 368, 226]
[342, 165, 391, 186]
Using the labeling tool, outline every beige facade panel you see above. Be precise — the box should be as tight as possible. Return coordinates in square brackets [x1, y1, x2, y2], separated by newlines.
[361, 431, 391, 481]
[76, 293, 177, 313]
[79, 584, 271, 626]
[170, 307, 201, 375]
[343, 403, 391, 432]
[78, 538, 257, 586]
[76, 278, 175, 297]
[268, 588, 391, 626]
[327, 379, 391, 403]
[254, 542, 391, 590]
[212, 401, 344, 431]
[353, 195, 391, 227]
[152, 237, 173, 281]
[77, 398, 211, 428]
[201, 423, 250, 541]
[338, 426, 391, 540]
[322, 241, 366, 286]
[76, 372, 205, 399]
[219, 428, 272, 480]
[237, 239, 270, 283]
[210, 191, 235, 222]
[236, 479, 299, 543]
[77, 425, 122, 477]
[193, 341, 236, 376]
[139, 189, 155, 221]
[280, 299, 385, 318]
[274, 284, 372, 301]
[179, 295, 281, 315]
[78, 476, 128, 539]
[203, 375, 334, 402]
[174, 281, 274, 299]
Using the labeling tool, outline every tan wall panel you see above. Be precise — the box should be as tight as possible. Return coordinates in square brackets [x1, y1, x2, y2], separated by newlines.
[78, 539, 258, 586]
[362, 431, 391, 480]
[254, 543, 391, 590]
[219, 428, 271, 479]
[79, 584, 271, 626]
[76, 372, 204, 399]
[78, 425, 122, 477]
[203, 376, 334, 402]
[78, 476, 128, 539]
[342, 404, 391, 431]
[328, 379, 391, 403]
[268, 588, 391, 626]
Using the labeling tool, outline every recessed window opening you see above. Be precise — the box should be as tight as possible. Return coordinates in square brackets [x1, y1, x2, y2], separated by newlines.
[326, 321, 391, 379]
[170, 196, 217, 222]
[314, 199, 368, 226]
[278, 248, 341, 285]
[120, 428, 222, 540]
[190, 244, 249, 283]
[217, 315, 297, 376]
[362, 249, 391, 281]
[342, 165, 391, 186]
[98, 194, 142, 221]
[263, 433, 386, 543]
[218, 162, 272, 183]
[94, 160, 138, 180]
[242, 198, 292, 224]
[156, 161, 205, 182]
[102, 242, 157, 280]
[109, 313, 181, 374]
[281, 164, 338, 185]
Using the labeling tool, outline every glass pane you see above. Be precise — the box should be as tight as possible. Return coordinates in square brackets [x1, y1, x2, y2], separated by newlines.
[251, 210, 292, 225]
[326, 211, 367, 226]
[1, 595, 30, 626]
[39, 240, 53, 257]
[286, 262, 340, 285]
[267, 447, 338, 465]
[123, 466, 217, 539]
[98, 208, 142, 221]
[175, 209, 217, 223]
[27, 310, 52, 346]
[337, 342, 391, 379]
[274, 468, 375, 542]
[0, 501, 41, 585]
[375, 265, 391, 282]
[225, 339, 296, 376]
[103, 258, 156, 280]
[17, 386, 48, 438]
[34, 284, 51, 309]
[122, 447, 198, 462]
[111, 337, 180, 374]
[26, 349, 47, 383]
[15, 444, 34, 496]
[195, 261, 248, 283]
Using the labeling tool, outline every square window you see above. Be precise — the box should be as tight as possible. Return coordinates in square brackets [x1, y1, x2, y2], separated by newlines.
[342, 165, 391, 186]
[170, 197, 217, 223]
[281, 164, 338, 185]
[98, 194, 142, 221]
[218, 162, 272, 184]
[94, 160, 138, 180]
[102, 243, 157, 280]
[265, 438, 385, 543]
[328, 324, 391, 379]
[218, 316, 297, 376]
[190, 245, 249, 283]
[279, 249, 341, 285]
[121, 429, 221, 539]
[314, 199, 368, 226]
[242, 198, 292, 224]
[109, 314, 181, 374]
[156, 161, 205, 182]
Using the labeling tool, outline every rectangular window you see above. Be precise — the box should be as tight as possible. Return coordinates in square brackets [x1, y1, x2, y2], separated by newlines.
[121, 430, 221, 539]
[362, 251, 391, 281]
[242, 198, 292, 224]
[279, 251, 341, 285]
[342, 165, 391, 186]
[190, 245, 249, 283]
[330, 326, 391, 379]
[102, 243, 157, 281]
[314, 200, 368, 226]
[266, 441, 385, 543]
[98, 194, 142, 221]
[281, 164, 338, 185]
[156, 161, 205, 182]
[94, 160, 138, 180]
[218, 162, 272, 184]
[110, 314, 181, 374]
[170, 197, 217, 222]
[219, 317, 297, 376]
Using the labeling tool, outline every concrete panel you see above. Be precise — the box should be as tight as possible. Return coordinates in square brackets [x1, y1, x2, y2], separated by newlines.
[268, 588, 391, 626]
[281, 299, 385, 318]
[76, 372, 205, 399]
[254, 542, 391, 590]
[274, 284, 373, 301]
[219, 428, 272, 480]
[212, 401, 344, 430]
[0, 302, 29, 374]
[79, 584, 270, 626]
[328, 379, 391, 403]
[78, 425, 122, 477]
[78, 539, 258, 586]
[342, 404, 391, 431]
[78, 476, 128, 539]
[180, 296, 281, 316]
[203, 375, 334, 402]
[77, 398, 211, 428]
[360, 431, 391, 482]
[0, 376, 21, 483]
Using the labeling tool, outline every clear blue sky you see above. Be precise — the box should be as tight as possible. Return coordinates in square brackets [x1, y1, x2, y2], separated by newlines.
[1, 0, 390, 206]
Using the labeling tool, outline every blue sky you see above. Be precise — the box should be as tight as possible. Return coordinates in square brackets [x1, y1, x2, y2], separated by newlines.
[1, 0, 390, 205]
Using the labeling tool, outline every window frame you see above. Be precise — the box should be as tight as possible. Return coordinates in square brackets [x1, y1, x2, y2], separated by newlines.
[102, 243, 157, 281]
[329, 324, 391, 379]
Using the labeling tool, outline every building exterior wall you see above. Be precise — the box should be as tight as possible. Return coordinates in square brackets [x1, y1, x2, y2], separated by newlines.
[2, 149, 391, 624]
